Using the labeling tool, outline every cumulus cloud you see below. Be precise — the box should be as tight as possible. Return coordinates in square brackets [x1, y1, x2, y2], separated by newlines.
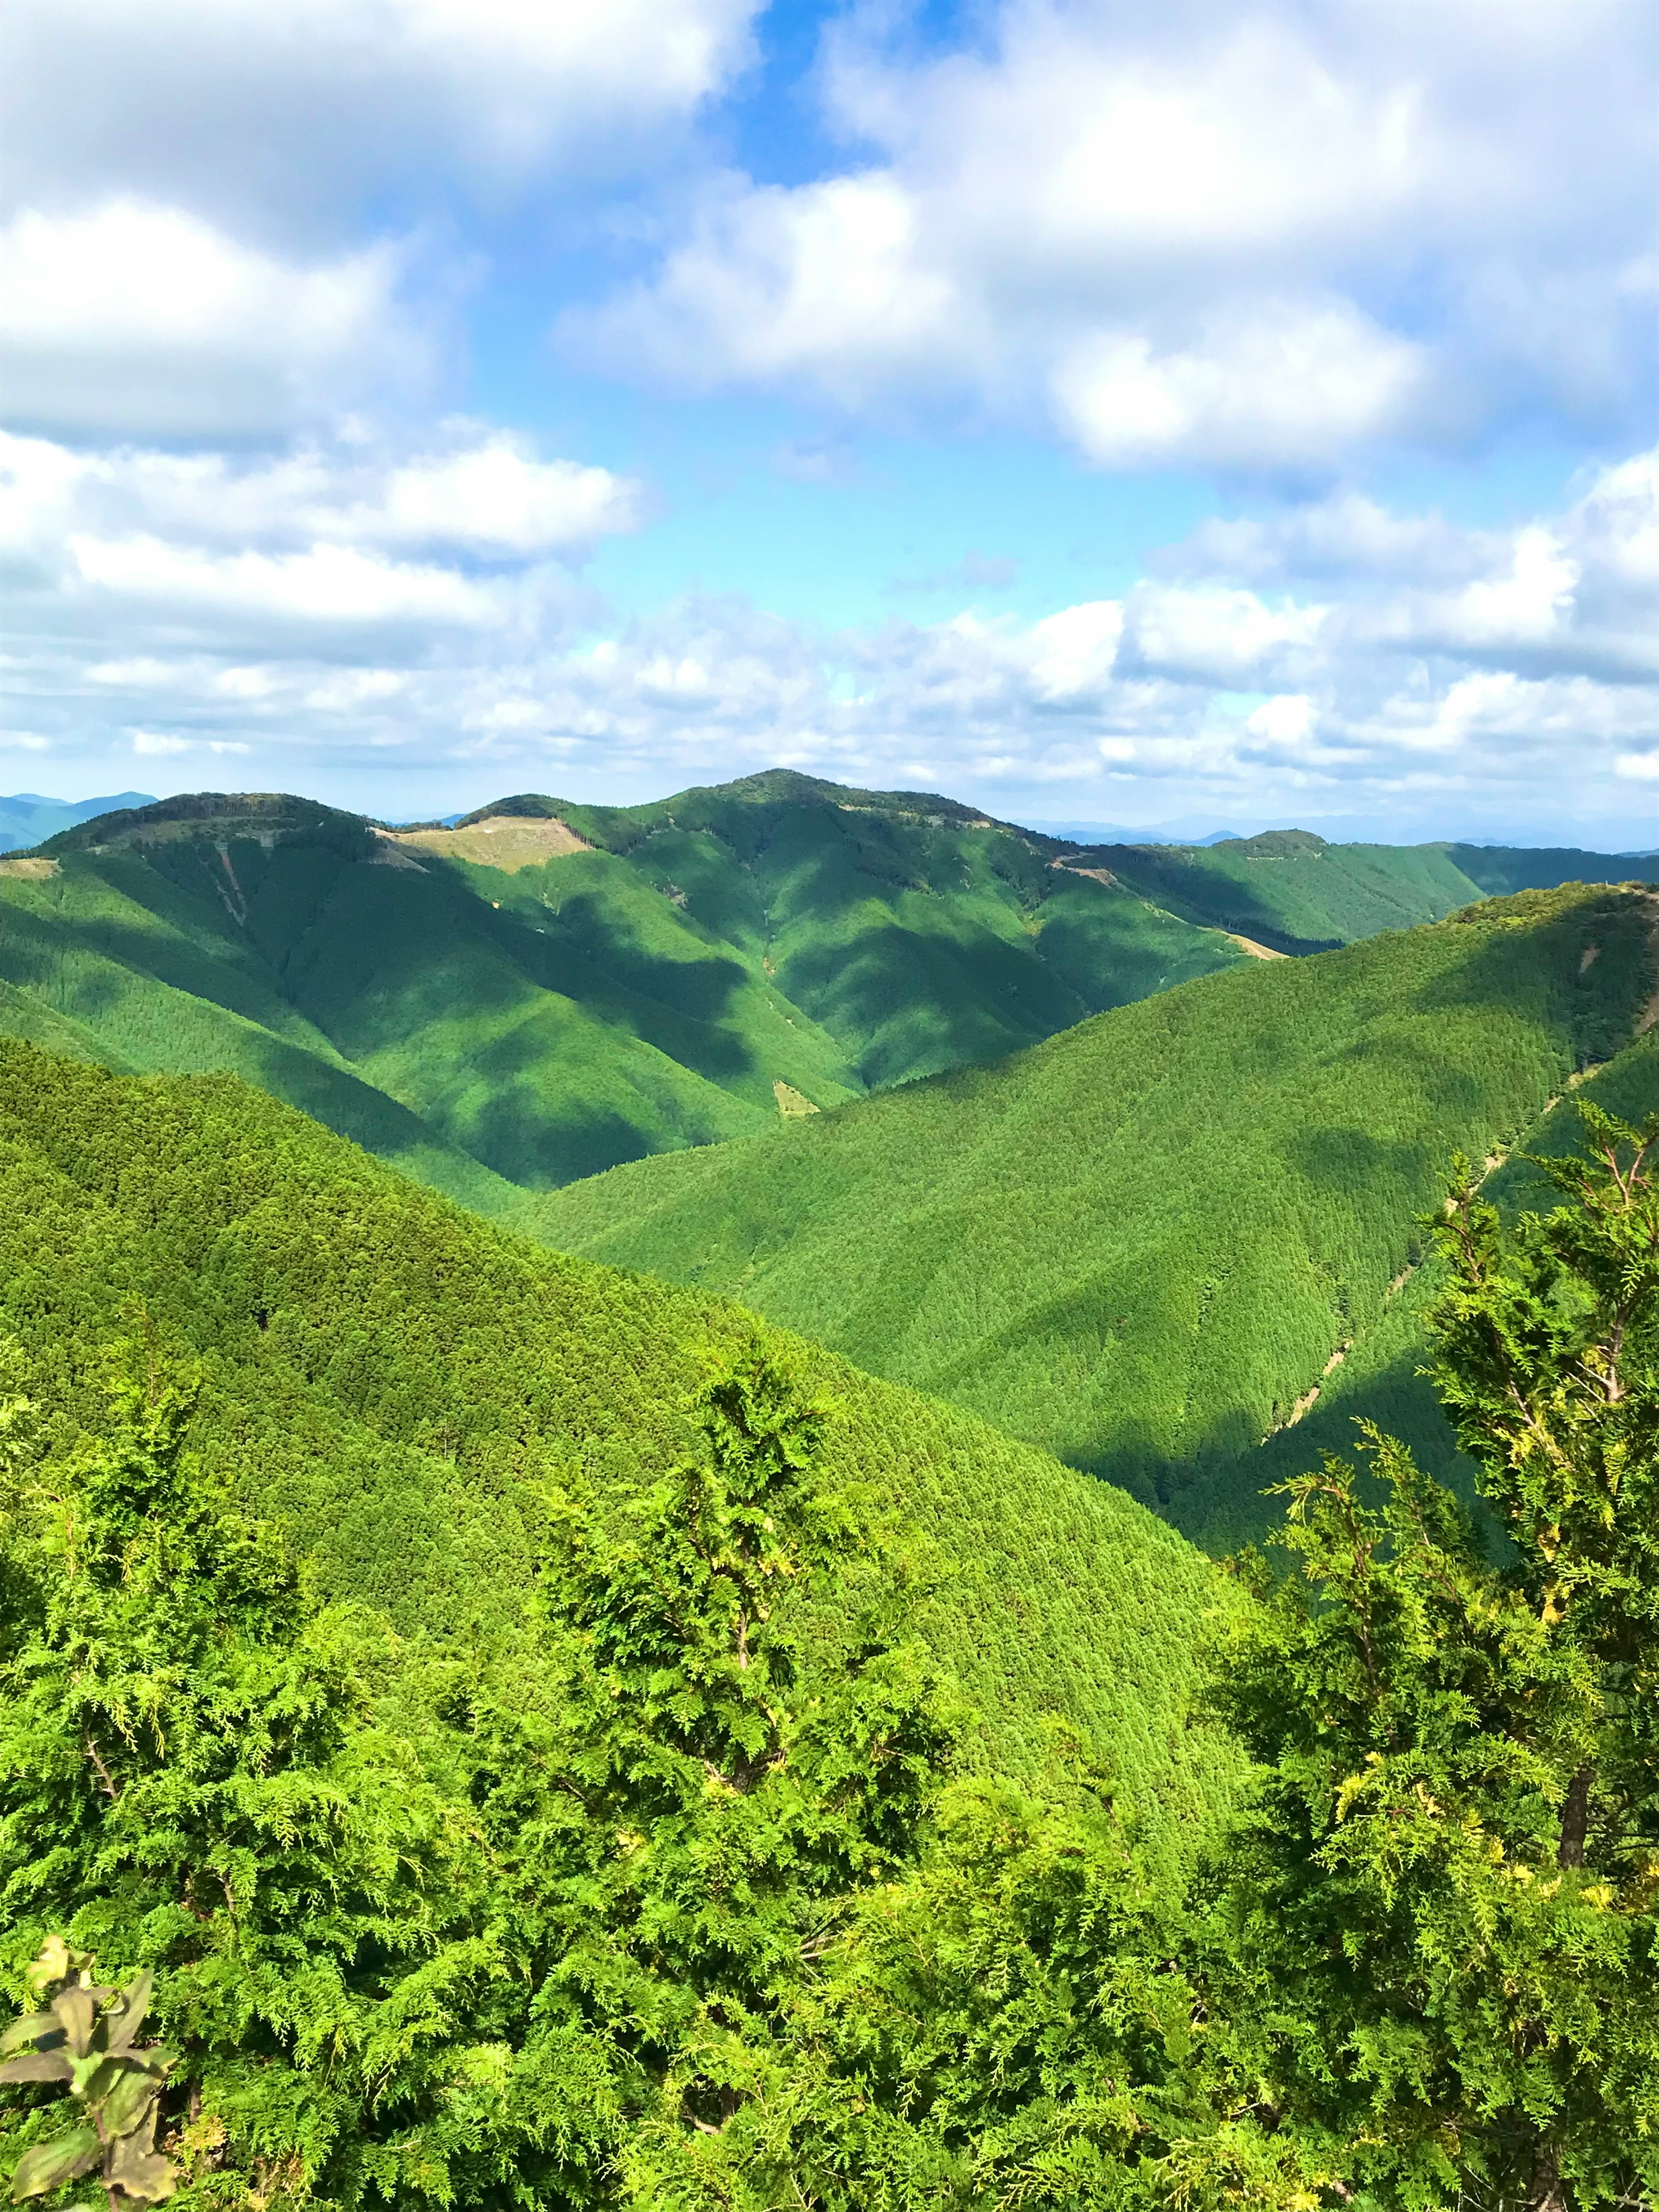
[572, 0, 1656, 468]
[0, 426, 637, 674]
[0, 0, 759, 238]
[1051, 302, 1426, 470]
[8, 438, 1656, 842]
[0, 200, 419, 439]
[0, 0, 761, 442]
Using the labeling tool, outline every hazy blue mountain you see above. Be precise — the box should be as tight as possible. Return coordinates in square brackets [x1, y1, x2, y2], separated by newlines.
[0, 791, 155, 852]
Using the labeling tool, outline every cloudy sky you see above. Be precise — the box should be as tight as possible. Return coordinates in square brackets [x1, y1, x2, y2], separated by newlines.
[2, 0, 1655, 837]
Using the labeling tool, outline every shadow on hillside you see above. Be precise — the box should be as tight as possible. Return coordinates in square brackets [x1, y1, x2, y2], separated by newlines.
[514, 890, 761, 1085]
[1081, 1336, 1477, 1561]
[779, 919, 1066, 1084]
[1084, 846, 1341, 954]
[1410, 893, 1652, 1070]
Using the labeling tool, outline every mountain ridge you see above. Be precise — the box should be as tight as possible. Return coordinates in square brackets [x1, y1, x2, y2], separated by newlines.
[2, 775, 1652, 1211]
[521, 879, 1659, 1550]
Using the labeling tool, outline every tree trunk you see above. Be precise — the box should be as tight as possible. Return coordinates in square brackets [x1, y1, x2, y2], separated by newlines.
[1557, 1766, 1591, 1869]
[1528, 2140, 1567, 2212]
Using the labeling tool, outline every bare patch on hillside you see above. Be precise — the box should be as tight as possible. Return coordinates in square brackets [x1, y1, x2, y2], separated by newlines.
[0, 857, 57, 880]
[1051, 858, 1119, 888]
[388, 816, 591, 872]
[1227, 932, 1287, 960]
[774, 1081, 819, 1118]
[367, 838, 426, 871]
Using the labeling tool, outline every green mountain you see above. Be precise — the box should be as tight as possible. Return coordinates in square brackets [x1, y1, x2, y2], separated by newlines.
[0, 1035, 1240, 1872]
[2, 777, 1649, 1210]
[0, 777, 1260, 1201]
[1057, 826, 1657, 953]
[523, 882, 1659, 1552]
[0, 789, 153, 852]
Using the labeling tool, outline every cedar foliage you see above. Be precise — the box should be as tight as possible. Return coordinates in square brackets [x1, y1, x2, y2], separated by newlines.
[1208, 1106, 1659, 2208]
[0, 1059, 1654, 2204]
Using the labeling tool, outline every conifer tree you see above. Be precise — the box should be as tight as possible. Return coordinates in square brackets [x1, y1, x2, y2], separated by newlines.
[460, 1340, 958, 2206]
[0, 1342, 492, 2211]
[1211, 1106, 1659, 2209]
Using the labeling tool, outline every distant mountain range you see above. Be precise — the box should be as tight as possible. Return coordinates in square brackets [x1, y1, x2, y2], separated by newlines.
[0, 791, 155, 852]
[0, 773, 1650, 1211]
[3, 769, 1656, 1551]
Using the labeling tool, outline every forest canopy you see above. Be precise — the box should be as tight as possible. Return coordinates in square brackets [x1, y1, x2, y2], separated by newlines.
[0, 1062, 1655, 2207]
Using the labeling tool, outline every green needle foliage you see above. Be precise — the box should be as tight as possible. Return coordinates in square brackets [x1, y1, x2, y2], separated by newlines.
[1209, 1105, 1659, 2209]
[0, 1328, 969, 2212]
[455, 1343, 959, 2206]
[0, 1354, 491, 2212]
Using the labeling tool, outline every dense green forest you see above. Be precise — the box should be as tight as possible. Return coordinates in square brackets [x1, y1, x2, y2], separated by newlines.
[2, 776, 1658, 2206]
[528, 883, 1659, 1550]
[0, 779, 1645, 1200]
[0, 1042, 1654, 2209]
[0, 1038, 1232, 1858]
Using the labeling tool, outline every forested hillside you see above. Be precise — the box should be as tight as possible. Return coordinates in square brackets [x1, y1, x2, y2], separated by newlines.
[527, 883, 1659, 1549]
[1068, 826, 1655, 953]
[0, 779, 1646, 1201]
[0, 1036, 1237, 1866]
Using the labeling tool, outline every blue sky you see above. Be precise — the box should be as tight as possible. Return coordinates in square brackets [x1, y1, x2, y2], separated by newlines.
[0, 0, 1655, 839]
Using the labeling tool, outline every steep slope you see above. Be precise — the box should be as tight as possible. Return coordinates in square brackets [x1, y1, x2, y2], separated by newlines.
[10, 793, 859, 1190]
[0, 1038, 1241, 1871]
[424, 771, 1254, 1086]
[0, 781, 1256, 1194]
[524, 884, 1659, 1550]
[6, 781, 1649, 1202]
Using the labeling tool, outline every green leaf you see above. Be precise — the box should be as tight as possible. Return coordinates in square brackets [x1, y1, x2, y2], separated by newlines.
[100, 1975, 152, 2056]
[0, 2054, 73, 2086]
[99, 2068, 159, 2139]
[12, 2127, 102, 2199]
[0, 2019, 59, 2060]
[106, 2133, 174, 2208]
[72, 2056, 122, 2104]
[49, 1990, 93, 2062]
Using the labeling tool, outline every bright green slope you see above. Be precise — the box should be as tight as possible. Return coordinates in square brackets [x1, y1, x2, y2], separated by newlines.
[5, 792, 861, 1194]
[0, 1036, 1240, 1872]
[524, 884, 1659, 1551]
[513, 771, 1255, 1084]
[4, 780, 1649, 1205]
[0, 782, 1257, 1197]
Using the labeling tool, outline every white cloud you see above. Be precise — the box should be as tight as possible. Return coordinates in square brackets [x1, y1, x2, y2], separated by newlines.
[572, 0, 1656, 467]
[370, 442, 642, 555]
[1119, 585, 1327, 685]
[1246, 694, 1316, 749]
[0, 200, 413, 437]
[70, 539, 509, 632]
[6, 442, 1658, 847]
[0, 428, 641, 557]
[1026, 603, 1124, 701]
[1051, 303, 1426, 470]
[0, 428, 642, 637]
[575, 172, 977, 407]
[0, 0, 759, 236]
